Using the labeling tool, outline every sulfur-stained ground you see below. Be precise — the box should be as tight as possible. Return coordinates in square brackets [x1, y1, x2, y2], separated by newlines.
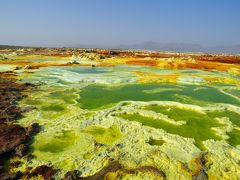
[1, 49, 240, 179]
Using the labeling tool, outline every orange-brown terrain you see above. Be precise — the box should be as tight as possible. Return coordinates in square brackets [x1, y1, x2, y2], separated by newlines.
[1, 48, 240, 72]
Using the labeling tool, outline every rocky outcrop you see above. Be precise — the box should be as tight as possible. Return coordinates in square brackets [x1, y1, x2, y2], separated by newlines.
[0, 122, 40, 157]
[63, 170, 79, 180]
[26, 165, 58, 180]
[0, 123, 28, 155]
[62, 161, 166, 179]
[192, 152, 208, 180]
[0, 71, 35, 122]
[0, 71, 40, 179]
[0, 171, 23, 180]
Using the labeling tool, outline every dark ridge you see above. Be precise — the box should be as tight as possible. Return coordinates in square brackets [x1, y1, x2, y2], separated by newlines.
[0, 45, 32, 49]
[26, 165, 58, 179]
[0, 71, 40, 179]
[63, 161, 166, 180]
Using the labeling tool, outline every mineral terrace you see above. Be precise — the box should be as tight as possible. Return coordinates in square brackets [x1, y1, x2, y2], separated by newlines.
[0, 47, 240, 179]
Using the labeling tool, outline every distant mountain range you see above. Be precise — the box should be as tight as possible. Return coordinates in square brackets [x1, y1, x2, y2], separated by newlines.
[69, 41, 240, 54]
[0, 45, 32, 49]
[113, 42, 240, 54]
[1, 42, 240, 54]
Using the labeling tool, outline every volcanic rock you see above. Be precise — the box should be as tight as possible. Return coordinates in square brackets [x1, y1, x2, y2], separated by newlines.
[0, 123, 28, 155]
[27, 165, 57, 179]
[15, 144, 28, 157]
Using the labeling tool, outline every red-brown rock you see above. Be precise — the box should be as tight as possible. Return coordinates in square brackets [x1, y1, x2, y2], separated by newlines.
[28, 165, 57, 179]
[0, 123, 28, 155]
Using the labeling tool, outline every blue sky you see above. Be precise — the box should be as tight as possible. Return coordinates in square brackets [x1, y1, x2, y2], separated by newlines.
[0, 0, 240, 47]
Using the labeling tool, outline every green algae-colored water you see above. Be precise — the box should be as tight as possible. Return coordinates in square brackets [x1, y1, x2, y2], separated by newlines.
[41, 104, 66, 112]
[119, 104, 240, 149]
[84, 125, 122, 145]
[78, 83, 240, 109]
[227, 129, 240, 146]
[207, 110, 240, 127]
[119, 111, 222, 150]
[20, 66, 240, 149]
[47, 89, 79, 105]
[35, 130, 77, 153]
[10, 65, 240, 177]
[148, 139, 165, 146]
